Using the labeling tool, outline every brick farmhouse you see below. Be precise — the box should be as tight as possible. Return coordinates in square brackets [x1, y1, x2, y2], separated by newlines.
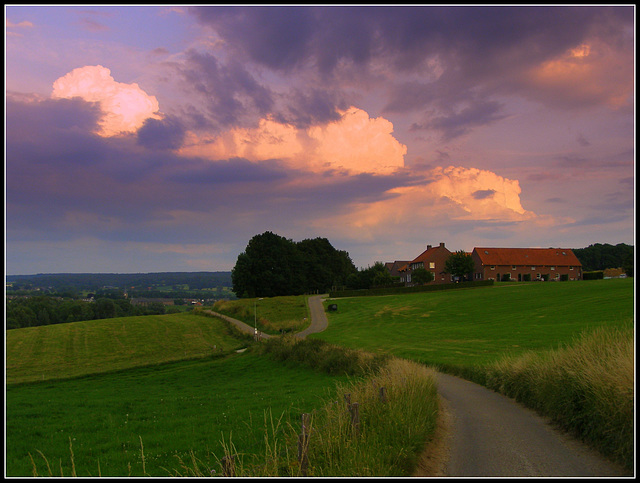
[472, 247, 582, 282]
[391, 243, 582, 284]
[397, 242, 454, 284]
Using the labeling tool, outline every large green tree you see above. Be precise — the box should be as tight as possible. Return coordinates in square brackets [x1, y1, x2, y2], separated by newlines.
[445, 250, 475, 282]
[346, 262, 394, 290]
[231, 232, 357, 297]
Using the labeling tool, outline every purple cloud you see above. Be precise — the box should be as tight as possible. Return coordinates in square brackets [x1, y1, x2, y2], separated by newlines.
[137, 116, 186, 151]
[177, 50, 274, 131]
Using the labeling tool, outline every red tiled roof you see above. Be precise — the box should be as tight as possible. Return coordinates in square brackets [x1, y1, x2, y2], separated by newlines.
[473, 248, 582, 267]
[411, 244, 451, 263]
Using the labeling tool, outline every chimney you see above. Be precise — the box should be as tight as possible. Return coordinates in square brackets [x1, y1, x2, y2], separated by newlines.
[439, 242, 445, 248]
[427, 245, 432, 250]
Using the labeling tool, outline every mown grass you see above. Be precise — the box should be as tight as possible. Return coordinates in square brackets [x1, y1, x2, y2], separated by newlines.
[212, 295, 310, 334]
[6, 352, 346, 477]
[317, 279, 633, 366]
[5, 312, 245, 384]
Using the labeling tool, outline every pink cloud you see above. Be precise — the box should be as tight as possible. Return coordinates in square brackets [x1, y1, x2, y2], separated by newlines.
[179, 106, 406, 175]
[520, 39, 633, 109]
[52, 65, 161, 137]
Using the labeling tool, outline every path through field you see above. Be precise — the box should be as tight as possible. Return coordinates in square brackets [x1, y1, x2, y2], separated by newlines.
[207, 296, 630, 476]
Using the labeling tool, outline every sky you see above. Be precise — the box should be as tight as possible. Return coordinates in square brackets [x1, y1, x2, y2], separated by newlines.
[5, 5, 636, 275]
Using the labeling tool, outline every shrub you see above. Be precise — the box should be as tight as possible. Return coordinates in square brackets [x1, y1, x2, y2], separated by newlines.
[254, 336, 388, 378]
[583, 271, 604, 280]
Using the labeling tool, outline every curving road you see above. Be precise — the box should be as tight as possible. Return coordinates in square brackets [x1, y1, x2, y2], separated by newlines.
[295, 294, 329, 339]
[435, 372, 629, 477]
[201, 294, 327, 340]
[205, 297, 630, 477]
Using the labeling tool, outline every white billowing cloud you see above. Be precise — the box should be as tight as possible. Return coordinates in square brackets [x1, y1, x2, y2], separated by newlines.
[310, 165, 536, 239]
[307, 107, 407, 174]
[179, 106, 406, 175]
[425, 166, 531, 220]
[52, 65, 161, 136]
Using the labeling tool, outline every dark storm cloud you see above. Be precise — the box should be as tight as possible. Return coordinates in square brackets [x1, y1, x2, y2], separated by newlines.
[172, 157, 290, 185]
[472, 189, 496, 200]
[137, 115, 186, 150]
[275, 87, 346, 128]
[178, 49, 275, 130]
[190, 6, 629, 76]
[189, 5, 632, 137]
[6, 92, 101, 139]
[412, 99, 507, 140]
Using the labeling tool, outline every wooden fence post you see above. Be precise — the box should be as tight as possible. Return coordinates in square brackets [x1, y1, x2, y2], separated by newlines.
[349, 402, 360, 436]
[221, 455, 235, 477]
[298, 413, 310, 476]
[379, 386, 387, 403]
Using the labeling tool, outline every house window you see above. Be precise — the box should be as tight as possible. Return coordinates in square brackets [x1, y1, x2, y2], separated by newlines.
[490, 265, 495, 270]
[512, 266, 516, 270]
[570, 266, 574, 270]
[551, 266, 555, 270]
[531, 266, 536, 270]
[429, 262, 435, 269]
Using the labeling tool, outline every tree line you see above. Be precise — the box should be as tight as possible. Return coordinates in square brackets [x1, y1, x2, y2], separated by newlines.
[6, 271, 233, 292]
[572, 243, 634, 275]
[6, 296, 170, 330]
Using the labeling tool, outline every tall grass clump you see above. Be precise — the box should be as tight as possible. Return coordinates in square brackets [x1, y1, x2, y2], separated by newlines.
[297, 358, 439, 476]
[194, 357, 439, 477]
[483, 322, 634, 470]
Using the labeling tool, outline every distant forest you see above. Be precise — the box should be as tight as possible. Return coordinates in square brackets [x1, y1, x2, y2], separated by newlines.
[6, 271, 233, 292]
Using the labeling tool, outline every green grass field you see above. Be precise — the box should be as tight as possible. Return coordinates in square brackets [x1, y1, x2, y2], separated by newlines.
[315, 279, 634, 367]
[6, 351, 346, 477]
[5, 278, 634, 476]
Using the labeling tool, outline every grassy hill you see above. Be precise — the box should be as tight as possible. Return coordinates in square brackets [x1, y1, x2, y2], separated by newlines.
[6, 312, 245, 384]
[315, 278, 634, 367]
